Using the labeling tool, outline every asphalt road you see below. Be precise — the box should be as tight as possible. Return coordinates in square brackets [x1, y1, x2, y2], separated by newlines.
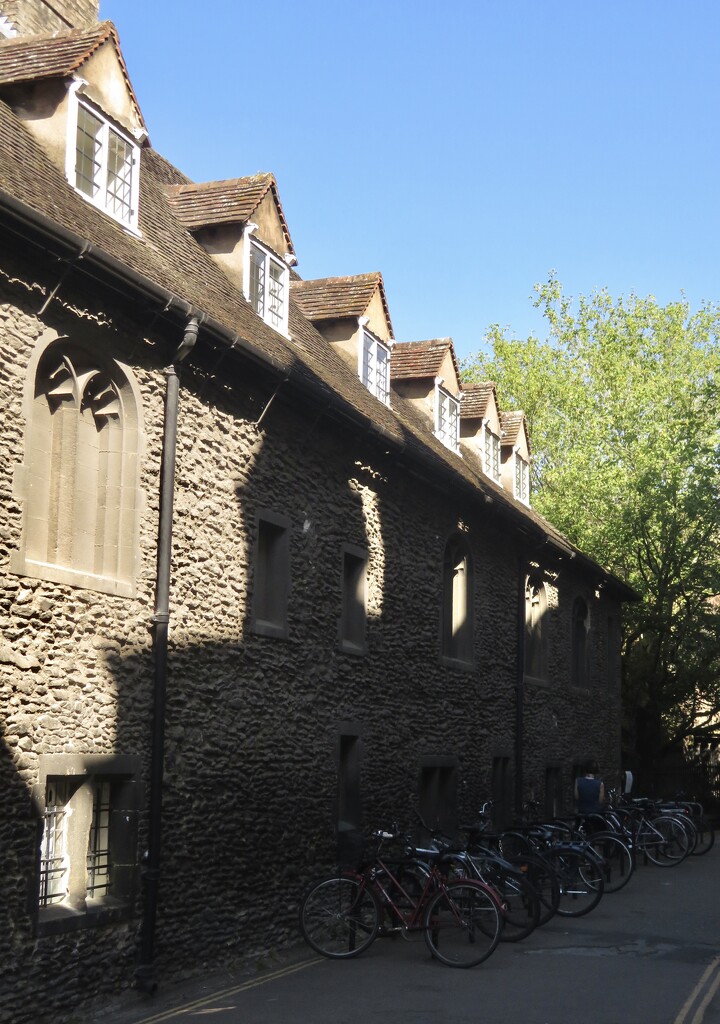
[100, 842, 720, 1024]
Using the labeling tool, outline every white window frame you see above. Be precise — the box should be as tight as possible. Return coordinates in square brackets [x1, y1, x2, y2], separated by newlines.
[65, 81, 141, 233]
[482, 422, 501, 482]
[514, 452, 530, 504]
[242, 226, 290, 337]
[358, 324, 391, 405]
[434, 379, 460, 453]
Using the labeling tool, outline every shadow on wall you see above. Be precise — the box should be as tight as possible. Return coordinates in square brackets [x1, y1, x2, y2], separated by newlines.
[2, 336, 533, 1011]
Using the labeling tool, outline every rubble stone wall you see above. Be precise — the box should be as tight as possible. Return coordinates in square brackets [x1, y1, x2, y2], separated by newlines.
[0, 255, 622, 1023]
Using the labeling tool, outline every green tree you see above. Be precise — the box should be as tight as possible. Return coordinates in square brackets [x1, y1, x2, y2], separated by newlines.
[464, 274, 720, 779]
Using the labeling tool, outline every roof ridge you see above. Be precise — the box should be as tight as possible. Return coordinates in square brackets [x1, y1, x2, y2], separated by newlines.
[0, 20, 112, 48]
[166, 172, 275, 196]
[293, 271, 382, 286]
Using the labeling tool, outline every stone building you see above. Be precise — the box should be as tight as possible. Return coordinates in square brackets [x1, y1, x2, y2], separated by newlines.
[0, 2, 634, 1021]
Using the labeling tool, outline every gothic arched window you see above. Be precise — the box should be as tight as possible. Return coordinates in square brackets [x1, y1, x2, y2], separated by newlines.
[11, 331, 144, 596]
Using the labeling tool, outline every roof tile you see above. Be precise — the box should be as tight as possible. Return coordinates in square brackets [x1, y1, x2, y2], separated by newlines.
[0, 52, 627, 595]
[0, 22, 144, 130]
[391, 339, 462, 387]
[460, 381, 497, 419]
[291, 273, 393, 337]
[500, 410, 531, 453]
[164, 173, 295, 255]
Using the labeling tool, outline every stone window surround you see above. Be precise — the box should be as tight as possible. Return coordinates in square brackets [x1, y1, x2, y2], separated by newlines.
[338, 543, 368, 656]
[524, 574, 548, 683]
[9, 327, 145, 598]
[31, 753, 142, 937]
[440, 532, 474, 670]
[419, 754, 459, 836]
[571, 595, 591, 689]
[250, 508, 291, 639]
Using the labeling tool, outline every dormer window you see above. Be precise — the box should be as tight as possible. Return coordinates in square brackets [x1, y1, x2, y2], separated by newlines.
[483, 425, 501, 482]
[245, 234, 289, 336]
[515, 455, 530, 504]
[436, 384, 459, 452]
[67, 88, 140, 231]
[360, 330, 391, 404]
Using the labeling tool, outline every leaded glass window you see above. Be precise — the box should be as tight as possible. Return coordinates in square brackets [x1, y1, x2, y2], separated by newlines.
[71, 98, 139, 229]
[247, 240, 288, 334]
[361, 331, 391, 404]
[436, 388, 459, 451]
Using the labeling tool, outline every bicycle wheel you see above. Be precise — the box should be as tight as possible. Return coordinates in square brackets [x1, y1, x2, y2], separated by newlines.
[424, 880, 502, 968]
[691, 819, 715, 856]
[588, 833, 634, 893]
[547, 848, 605, 916]
[505, 853, 561, 926]
[643, 816, 691, 866]
[300, 875, 380, 958]
[484, 867, 540, 942]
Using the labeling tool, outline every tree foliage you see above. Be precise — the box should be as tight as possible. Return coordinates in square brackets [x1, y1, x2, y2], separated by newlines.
[464, 274, 720, 769]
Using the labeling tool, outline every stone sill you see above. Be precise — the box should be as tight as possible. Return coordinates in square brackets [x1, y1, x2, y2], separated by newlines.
[37, 896, 133, 937]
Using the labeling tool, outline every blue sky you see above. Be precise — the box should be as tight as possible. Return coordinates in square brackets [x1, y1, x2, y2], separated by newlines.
[101, 1, 720, 362]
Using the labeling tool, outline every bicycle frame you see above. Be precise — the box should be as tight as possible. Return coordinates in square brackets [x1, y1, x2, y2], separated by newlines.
[370, 851, 504, 935]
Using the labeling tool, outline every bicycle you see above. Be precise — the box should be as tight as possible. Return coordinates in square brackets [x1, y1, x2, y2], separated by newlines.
[462, 804, 561, 926]
[411, 820, 541, 943]
[496, 822, 606, 916]
[552, 814, 634, 893]
[299, 829, 504, 967]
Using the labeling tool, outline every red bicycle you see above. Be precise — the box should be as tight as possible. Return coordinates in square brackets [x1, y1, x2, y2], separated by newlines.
[299, 829, 504, 968]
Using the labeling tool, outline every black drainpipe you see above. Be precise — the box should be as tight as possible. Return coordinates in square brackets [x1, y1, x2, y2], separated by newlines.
[515, 551, 526, 819]
[137, 317, 199, 992]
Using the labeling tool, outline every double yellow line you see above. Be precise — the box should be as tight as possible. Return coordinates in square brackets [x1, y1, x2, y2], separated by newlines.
[674, 955, 720, 1024]
[129, 956, 323, 1023]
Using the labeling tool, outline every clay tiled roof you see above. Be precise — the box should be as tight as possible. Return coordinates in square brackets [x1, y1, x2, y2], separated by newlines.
[0, 22, 144, 129]
[0, 46, 632, 600]
[391, 339, 462, 388]
[164, 173, 295, 256]
[460, 382, 496, 419]
[292, 273, 393, 337]
[500, 410, 531, 454]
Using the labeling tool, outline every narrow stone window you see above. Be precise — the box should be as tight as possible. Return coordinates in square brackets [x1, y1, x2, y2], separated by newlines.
[335, 729, 363, 868]
[524, 575, 548, 679]
[571, 597, 590, 688]
[339, 545, 367, 654]
[492, 756, 513, 828]
[251, 511, 291, 638]
[419, 757, 459, 838]
[441, 534, 474, 664]
[544, 764, 563, 818]
[607, 614, 621, 692]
